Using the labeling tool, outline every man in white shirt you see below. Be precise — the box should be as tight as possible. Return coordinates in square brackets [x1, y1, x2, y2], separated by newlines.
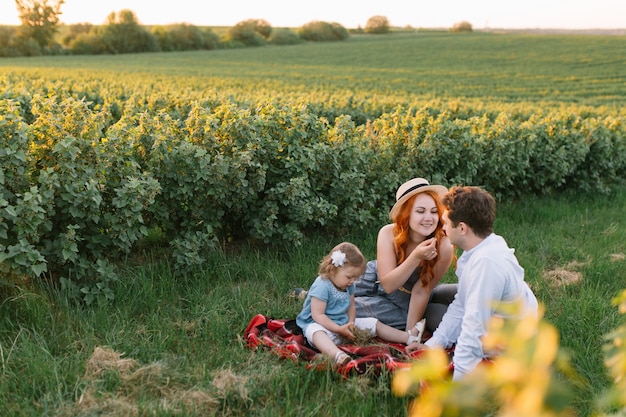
[418, 186, 538, 380]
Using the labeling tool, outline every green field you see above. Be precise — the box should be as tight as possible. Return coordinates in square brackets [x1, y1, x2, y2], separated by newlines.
[2, 32, 626, 108]
[1, 32, 625, 416]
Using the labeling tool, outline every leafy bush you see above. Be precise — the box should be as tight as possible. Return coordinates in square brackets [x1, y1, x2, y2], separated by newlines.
[225, 19, 272, 47]
[269, 28, 303, 45]
[68, 32, 107, 55]
[151, 24, 220, 51]
[365, 16, 391, 34]
[11, 36, 42, 56]
[1, 96, 160, 303]
[96, 9, 160, 54]
[60, 23, 93, 47]
[3, 89, 626, 288]
[0, 26, 20, 57]
[200, 27, 221, 50]
[1, 66, 625, 299]
[451, 21, 473, 32]
[298, 21, 349, 42]
[0, 99, 47, 283]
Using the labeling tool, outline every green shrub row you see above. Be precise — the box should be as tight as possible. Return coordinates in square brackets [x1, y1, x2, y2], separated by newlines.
[0, 14, 347, 57]
[1, 89, 624, 302]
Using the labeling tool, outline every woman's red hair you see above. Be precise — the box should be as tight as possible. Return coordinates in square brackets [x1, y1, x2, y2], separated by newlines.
[392, 190, 448, 287]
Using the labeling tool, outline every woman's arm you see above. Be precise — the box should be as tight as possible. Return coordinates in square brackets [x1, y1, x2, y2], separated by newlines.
[405, 236, 454, 330]
[406, 284, 431, 331]
[376, 224, 437, 293]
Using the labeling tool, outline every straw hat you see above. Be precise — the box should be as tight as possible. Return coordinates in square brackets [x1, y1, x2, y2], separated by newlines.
[389, 178, 448, 220]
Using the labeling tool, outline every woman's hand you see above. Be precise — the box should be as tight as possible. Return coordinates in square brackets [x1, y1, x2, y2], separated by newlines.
[415, 237, 438, 261]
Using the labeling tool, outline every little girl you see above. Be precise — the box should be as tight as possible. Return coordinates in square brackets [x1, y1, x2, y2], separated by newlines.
[296, 242, 424, 365]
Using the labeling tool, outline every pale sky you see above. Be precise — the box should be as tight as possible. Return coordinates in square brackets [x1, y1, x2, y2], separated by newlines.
[1, 0, 624, 29]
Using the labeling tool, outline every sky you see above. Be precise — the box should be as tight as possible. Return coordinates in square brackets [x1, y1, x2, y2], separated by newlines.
[1, 0, 625, 29]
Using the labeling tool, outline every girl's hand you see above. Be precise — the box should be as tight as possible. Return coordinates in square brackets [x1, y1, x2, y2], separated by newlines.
[338, 322, 355, 340]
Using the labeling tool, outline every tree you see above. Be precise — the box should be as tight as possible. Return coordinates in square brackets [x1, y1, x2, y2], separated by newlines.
[451, 21, 473, 32]
[97, 9, 159, 54]
[61, 23, 92, 47]
[0, 26, 20, 56]
[269, 28, 303, 46]
[365, 15, 390, 34]
[15, 0, 64, 48]
[151, 24, 220, 52]
[297, 21, 349, 42]
[226, 19, 272, 47]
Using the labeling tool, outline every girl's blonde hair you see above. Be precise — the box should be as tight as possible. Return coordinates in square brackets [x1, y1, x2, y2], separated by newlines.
[392, 190, 453, 287]
[318, 242, 367, 279]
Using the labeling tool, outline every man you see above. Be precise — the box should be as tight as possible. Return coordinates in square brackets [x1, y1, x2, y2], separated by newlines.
[419, 186, 538, 380]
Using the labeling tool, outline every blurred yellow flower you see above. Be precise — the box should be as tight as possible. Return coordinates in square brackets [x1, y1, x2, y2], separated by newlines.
[392, 348, 450, 397]
[393, 300, 578, 417]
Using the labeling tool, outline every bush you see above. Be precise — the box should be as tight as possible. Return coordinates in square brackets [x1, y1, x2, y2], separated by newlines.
[151, 23, 219, 51]
[225, 19, 272, 47]
[0, 26, 17, 49]
[1, 96, 160, 303]
[166, 26, 221, 50]
[0, 26, 20, 57]
[68, 32, 106, 55]
[151, 26, 175, 51]
[269, 28, 303, 45]
[97, 9, 160, 54]
[298, 21, 349, 42]
[365, 16, 390, 34]
[451, 21, 473, 32]
[16, 37, 43, 56]
[60, 23, 93, 47]
[168, 23, 205, 50]
[201, 27, 221, 50]
[2, 72, 625, 295]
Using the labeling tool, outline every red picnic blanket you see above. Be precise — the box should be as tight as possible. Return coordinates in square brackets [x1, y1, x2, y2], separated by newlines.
[243, 314, 434, 377]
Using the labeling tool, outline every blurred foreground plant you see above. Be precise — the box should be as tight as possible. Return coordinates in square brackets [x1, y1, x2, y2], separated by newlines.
[393, 303, 578, 417]
[599, 289, 626, 415]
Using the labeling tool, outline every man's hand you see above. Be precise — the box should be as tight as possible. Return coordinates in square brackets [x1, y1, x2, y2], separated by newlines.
[406, 342, 428, 354]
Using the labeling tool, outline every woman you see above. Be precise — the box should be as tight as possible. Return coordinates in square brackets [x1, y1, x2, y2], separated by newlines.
[354, 177, 457, 336]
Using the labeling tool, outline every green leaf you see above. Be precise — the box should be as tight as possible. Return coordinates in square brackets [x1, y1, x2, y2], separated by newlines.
[31, 262, 47, 276]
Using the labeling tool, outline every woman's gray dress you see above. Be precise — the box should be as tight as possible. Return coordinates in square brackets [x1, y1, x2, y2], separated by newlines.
[354, 260, 457, 333]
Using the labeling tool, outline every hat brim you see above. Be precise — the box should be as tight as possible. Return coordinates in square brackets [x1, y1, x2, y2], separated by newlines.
[389, 184, 448, 220]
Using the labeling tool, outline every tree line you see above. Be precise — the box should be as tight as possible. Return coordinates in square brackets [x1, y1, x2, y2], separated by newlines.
[0, 0, 404, 57]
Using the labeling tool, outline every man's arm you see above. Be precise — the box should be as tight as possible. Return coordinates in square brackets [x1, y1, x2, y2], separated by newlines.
[450, 258, 506, 379]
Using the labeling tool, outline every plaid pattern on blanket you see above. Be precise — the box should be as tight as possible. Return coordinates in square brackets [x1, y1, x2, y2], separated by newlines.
[244, 314, 442, 377]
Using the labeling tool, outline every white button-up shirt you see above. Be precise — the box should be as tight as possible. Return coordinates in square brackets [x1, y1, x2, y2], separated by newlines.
[425, 233, 539, 380]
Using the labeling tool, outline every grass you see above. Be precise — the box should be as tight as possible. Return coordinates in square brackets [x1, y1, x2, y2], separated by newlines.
[0, 186, 624, 416]
[506, 193, 625, 403]
[2, 32, 626, 108]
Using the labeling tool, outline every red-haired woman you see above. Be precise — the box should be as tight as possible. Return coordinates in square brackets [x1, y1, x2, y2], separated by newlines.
[354, 178, 457, 339]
